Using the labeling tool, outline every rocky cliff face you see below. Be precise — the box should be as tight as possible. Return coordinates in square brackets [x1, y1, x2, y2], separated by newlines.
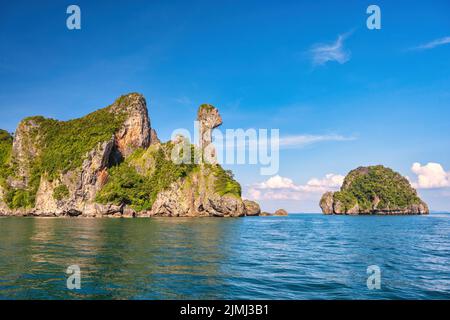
[149, 167, 246, 218]
[110, 94, 151, 158]
[0, 93, 258, 218]
[319, 165, 429, 215]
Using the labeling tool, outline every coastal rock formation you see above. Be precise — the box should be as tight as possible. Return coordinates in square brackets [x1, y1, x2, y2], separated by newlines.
[150, 128, 160, 145]
[0, 93, 255, 218]
[319, 165, 429, 215]
[320, 192, 334, 214]
[197, 104, 222, 164]
[111, 94, 152, 157]
[143, 154, 245, 218]
[274, 209, 288, 216]
[243, 200, 261, 216]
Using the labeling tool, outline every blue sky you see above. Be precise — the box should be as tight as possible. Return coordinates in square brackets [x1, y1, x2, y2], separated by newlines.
[1, 0, 450, 212]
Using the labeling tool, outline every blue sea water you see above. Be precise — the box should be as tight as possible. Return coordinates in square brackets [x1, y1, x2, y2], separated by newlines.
[0, 214, 449, 300]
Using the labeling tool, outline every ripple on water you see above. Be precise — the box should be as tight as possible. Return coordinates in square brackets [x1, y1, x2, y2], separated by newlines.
[0, 214, 450, 299]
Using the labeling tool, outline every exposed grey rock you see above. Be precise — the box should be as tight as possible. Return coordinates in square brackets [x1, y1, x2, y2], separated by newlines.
[243, 200, 261, 216]
[150, 128, 160, 145]
[333, 200, 359, 215]
[10, 118, 42, 188]
[319, 192, 334, 215]
[122, 207, 136, 218]
[149, 167, 246, 218]
[67, 209, 82, 217]
[197, 104, 222, 164]
[111, 94, 151, 158]
[274, 209, 288, 216]
[206, 194, 245, 217]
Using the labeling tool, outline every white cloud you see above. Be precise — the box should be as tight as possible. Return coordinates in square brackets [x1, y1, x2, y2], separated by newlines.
[279, 134, 355, 149]
[215, 134, 354, 151]
[246, 173, 344, 201]
[258, 175, 297, 189]
[413, 36, 450, 50]
[310, 32, 352, 66]
[411, 162, 450, 189]
[306, 173, 345, 189]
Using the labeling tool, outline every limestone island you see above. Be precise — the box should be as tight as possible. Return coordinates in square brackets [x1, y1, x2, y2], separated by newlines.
[0, 93, 261, 218]
[320, 165, 429, 215]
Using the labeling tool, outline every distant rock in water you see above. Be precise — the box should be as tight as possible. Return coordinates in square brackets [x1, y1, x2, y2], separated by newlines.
[0, 93, 257, 218]
[274, 209, 288, 216]
[243, 200, 261, 216]
[319, 165, 429, 215]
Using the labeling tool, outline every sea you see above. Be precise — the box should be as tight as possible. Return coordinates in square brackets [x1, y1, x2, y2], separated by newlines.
[0, 214, 449, 299]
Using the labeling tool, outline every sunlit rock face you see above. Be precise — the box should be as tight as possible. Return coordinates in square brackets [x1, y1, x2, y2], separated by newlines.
[197, 104, 222, 164]
[274, 209, 288, 216]
[110, 93, 152, 158]
[243, 200, 261, 216]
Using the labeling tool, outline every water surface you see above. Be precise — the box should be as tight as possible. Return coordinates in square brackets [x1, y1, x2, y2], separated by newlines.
[0, 214, 449, 299]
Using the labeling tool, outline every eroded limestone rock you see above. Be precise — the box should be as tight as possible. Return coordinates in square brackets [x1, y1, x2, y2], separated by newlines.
[243, 200, 261, 216]
[274, 209, 288, 216]
[319, 192, 334, 215]
[197, 104, 222, 164]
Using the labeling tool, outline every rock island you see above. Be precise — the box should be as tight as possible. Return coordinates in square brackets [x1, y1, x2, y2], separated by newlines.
[0, 93, 260, 218]
[319, 165, 429, 215]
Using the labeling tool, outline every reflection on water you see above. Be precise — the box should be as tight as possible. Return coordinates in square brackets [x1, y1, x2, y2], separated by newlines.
[0, 215, 450, 299]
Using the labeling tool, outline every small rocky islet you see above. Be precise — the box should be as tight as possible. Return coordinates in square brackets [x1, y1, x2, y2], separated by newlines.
[319, 165, 429, 215]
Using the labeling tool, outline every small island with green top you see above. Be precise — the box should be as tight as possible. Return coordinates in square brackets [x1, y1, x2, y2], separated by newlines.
[320, 165, 429, 215]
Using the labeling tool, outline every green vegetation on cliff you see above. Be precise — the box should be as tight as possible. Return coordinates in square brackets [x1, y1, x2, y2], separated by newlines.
[212, 165, 241, 197]
[3, 161, 43, 209]
[29, 105, 125, 179]
[1, 95, 131, 209]
[53, 184, 69, 201]
[96, 162, 151, 211]
[197, 104, 215, 117]
[332, 190, 358, 212]
[0, 131, 30, 209]
[0, 130, 13, 186]
[0, 130, 13, 166]
[335, 165, 422, 212]
[96, 141, 242, 212]
[96, 142, 198, 212]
